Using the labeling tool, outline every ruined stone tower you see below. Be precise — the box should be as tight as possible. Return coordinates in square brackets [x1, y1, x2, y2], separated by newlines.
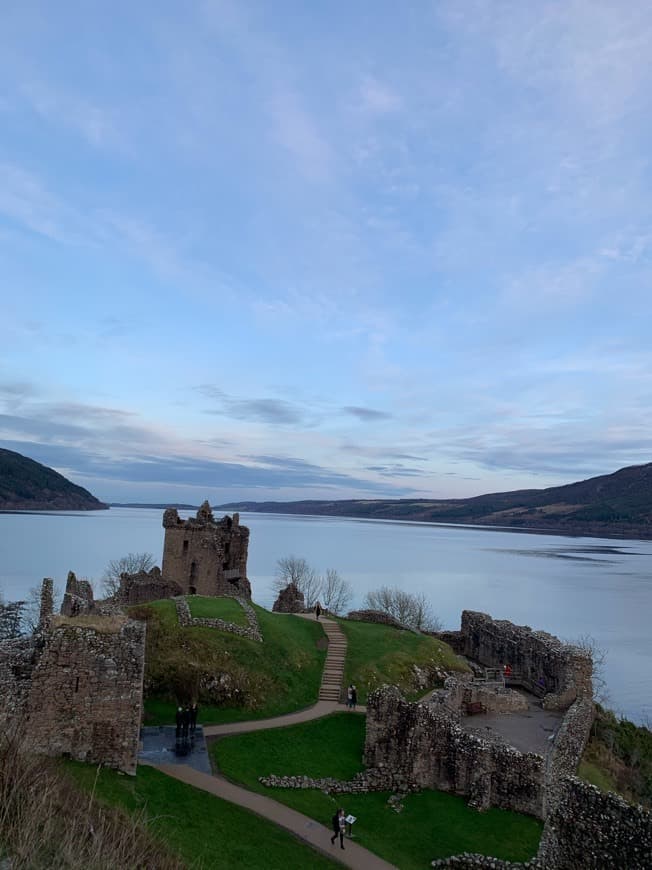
[161, 501, 251, 598]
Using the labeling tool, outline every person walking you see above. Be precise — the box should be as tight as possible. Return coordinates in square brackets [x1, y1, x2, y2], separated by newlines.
[351, 685, 357, 709]
[330, 808, 346, 849]
[315, 602, 322, 620]
[346, 684, 353, 709]
[190, 702, 199, 734]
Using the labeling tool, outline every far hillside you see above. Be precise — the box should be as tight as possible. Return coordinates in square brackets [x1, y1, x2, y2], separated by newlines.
[0, 447, 107, 511]
[219, 462, 652, 539]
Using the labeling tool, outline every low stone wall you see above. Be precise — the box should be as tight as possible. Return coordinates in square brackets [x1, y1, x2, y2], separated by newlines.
[539, 775, 652, 869]
[365, 686, 544, 817]
[458, 611, 592, 709]
[175, 596, 262, 642]
[431, 857, 541, 869]
[346, 609, 416, 631]
[260, 768, 418, 794]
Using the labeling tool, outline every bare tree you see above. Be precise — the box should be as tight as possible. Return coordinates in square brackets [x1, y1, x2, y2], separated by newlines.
[320, 569, 353, 615]
[102, 552, 155, 598]
[273, 556, 323, 608]
[568, 633, 609, 706]
[363, 585, 442, 632]
[0, 595, 25, 640]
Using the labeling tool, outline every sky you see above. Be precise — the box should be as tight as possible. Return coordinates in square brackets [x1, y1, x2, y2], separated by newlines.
[1, 0, 652, 505]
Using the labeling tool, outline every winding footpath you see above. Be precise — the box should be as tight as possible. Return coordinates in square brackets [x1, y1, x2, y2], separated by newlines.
[150, 615, 391, 869]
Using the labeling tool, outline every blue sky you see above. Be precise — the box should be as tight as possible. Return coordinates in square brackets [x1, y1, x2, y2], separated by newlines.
[1, 0, 651, 504]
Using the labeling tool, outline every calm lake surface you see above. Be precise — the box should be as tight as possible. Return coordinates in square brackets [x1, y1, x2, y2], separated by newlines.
[1, 507, 650, 723]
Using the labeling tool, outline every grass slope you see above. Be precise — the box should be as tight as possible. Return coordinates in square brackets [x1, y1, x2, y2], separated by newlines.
[187, 595, 248, 625]
[136, 600, 326, 725]
[214, 714, 542, 868]
[67, 762, 338, 869]
[338, 618, 468, 703]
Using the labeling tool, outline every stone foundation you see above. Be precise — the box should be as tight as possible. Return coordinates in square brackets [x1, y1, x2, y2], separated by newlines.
[346, 609, 415, 631]
[272, 582, 305, 613]
[175, 596, 262, 642]
[60, 571, 95, 617]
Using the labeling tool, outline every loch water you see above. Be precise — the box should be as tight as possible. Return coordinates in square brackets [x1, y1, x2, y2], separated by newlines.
[1, 506, 650, 723]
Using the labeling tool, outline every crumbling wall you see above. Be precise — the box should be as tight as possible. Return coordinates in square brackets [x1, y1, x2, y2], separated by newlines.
[346, 609, 415, 631]
[60, 571, 95, 617]
[365, 686, 544, 817]
[458, 611, 592, 709]
[118, 566, 183, 605]
[538, 775, 652, 869]
[23, 618, 145, 774]
[0, 636, 38, 727]
[162, 502, 251, 599]
[272, 582, 305, 613]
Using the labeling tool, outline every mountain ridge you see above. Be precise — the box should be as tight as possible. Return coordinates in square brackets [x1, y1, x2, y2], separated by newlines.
[0, 447, 108, 511]
[217, 462, 652, 540]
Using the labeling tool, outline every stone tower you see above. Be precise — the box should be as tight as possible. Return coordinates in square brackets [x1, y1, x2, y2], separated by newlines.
[161, 501, 251, 598]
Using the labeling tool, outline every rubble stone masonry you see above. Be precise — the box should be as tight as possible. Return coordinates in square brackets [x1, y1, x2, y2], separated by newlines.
[162, 501, 251, 599]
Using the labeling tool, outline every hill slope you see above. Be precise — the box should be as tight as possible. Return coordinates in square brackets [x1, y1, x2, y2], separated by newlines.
[0, 447, 107, 510]
[219, 462, 652, 539]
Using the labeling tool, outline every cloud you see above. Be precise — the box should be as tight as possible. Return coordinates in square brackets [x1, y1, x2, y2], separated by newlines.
[198, 386, 308, 425]
[358, 76, 402, 115]
[342, 406, 393, 421]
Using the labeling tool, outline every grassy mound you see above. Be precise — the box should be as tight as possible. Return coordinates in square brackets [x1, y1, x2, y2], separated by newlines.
[579, 706, 652, 807]
[213, 714, 542, 868]
[187, 594, 248, 625]
[67, 762, 338, 869]
[338, 618, 468, 702]
[132, 600, 326, 725]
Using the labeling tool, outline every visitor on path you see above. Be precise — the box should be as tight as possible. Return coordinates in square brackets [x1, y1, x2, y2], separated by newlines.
[346, 684, 354, 708]
[503, 663, 512, 680]
[351, 685, 357, 709]
[190, 702, 199, 733]
[315, 602, 322, 619]
[330, 808, 346, 849]
[175, 705, 183, 739]
[181, 705, 191, 739]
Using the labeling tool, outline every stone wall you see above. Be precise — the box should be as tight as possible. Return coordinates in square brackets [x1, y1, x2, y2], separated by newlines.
[346, 609, 416, 631]
[175, 596, 262, 642]
[538, 775, 652, 869]
[162, 502, 251, 599]
[365, 686, 544, 817]
[272, 582, 305, 613]
[0, 588, 145, 776]
[60, 570, 95, 617]
[118, 566, 183, 605]
[457, 611, 592, 709]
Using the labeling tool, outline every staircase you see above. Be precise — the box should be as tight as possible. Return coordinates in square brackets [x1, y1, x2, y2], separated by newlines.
[318, 618, 347, 703]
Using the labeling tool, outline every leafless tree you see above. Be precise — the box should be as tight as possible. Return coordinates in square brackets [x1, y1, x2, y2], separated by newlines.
[568, 633, 610, 706]
[320, 569, 353, 615]
[273, 555, 323, 608]
[363, 585, 442, 632]
[0, 594, 25, 640]
[102, 552, 155, 598]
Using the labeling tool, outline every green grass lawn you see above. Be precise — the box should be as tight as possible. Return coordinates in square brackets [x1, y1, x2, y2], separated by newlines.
[66, 762, 338, 869]
[133, 601, 326, 726]
[187, 594, 248, 625]
[213, 714, 542, 868]
[337, 618, 468, 703]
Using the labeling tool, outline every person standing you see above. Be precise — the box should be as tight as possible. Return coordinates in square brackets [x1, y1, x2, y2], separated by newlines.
[315, 602, 322, 620]
[190, 702, 199, 734]
[330, 808, 346, 849]
[351, 685, 357, 709]
[346, 684, 353, 708]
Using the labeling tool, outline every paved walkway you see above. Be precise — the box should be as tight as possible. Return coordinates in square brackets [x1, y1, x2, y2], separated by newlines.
[144, 761, 397, 870]
[203, 699, 365, 737]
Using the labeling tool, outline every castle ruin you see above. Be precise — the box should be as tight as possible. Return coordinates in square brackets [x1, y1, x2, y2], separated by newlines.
[161, 501, 251, 599]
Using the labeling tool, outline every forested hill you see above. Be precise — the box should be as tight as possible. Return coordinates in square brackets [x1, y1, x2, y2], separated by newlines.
[0, 448, 108, 511]
[219, 462, 652, 540]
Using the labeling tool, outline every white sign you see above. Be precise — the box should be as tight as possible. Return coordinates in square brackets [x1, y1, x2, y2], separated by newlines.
[345, 815, 356, 825]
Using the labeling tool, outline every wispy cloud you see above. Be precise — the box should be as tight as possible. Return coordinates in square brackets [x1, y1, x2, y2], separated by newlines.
[343, 406, 392, 421]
